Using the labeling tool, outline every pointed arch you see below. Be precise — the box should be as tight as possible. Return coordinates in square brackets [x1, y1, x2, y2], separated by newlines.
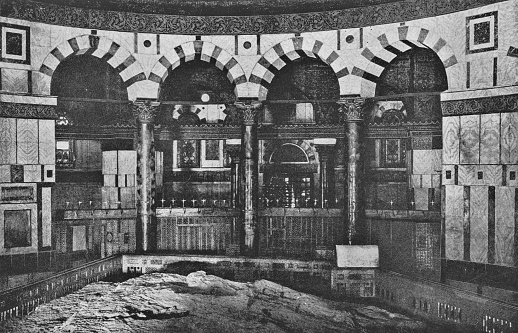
[353, 26, 458, 97]
[39, 34, 146, 96]
[148, 40, 247, 99]
[249, 36, 348, 100]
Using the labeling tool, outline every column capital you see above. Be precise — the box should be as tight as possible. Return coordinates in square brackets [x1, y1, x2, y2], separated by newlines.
[337, 97, 365, 123]
[234, 101, 262, 125]
[133, 100, 160, 123]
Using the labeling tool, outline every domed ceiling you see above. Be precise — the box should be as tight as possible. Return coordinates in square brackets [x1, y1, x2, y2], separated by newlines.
[27, 0, 403, 16]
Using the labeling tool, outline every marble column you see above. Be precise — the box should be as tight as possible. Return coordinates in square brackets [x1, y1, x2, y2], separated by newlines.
[235, 101, 262, 256]
[317, 146, 331, 208]
[227, 145, 241, 209]
[133, 100, 160, 253]
[338, 97, 365, 245]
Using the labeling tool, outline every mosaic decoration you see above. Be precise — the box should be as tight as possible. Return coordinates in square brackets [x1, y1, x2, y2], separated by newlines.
[441, 94, 518, 116]
[466, 11, 498, 54]
[0, 102, 57, 119]
[0, 23, 30, 64]
[0, 0, 502, 35]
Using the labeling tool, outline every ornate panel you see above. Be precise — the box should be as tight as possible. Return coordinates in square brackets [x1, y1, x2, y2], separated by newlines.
[442, 94, 518, 116]
[414, 188, 429, 211]
[470, 186, 488, 263]
[501, 112, 518, 164]
[442, 116, 460, 165]
[178, 139, 199, 168]
[479, 113, 500, 164]
[23, 164, 41, 183]
[483, 165, 503, 186]
[1, 0, 506, 35]
[460, 115, 480, 164]
[458, 165, 476, 186]
[445, 185, 464, 261]
[495, 186, 515, 266]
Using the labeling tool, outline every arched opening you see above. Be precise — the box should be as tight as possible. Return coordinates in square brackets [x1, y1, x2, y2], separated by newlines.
[263, 143, 316, 208]
[51, 55, 129, 127]
[265, 57, 340, 124]
[365, 46, 448, 281]
[158, 59, 235, 126]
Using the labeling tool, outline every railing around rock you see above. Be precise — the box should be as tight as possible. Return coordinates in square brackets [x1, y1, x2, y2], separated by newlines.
[0, 255, 122, 322]
[258, 208, 344, 259]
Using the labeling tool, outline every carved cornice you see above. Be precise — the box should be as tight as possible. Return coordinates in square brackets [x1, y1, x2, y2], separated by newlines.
[441, 94, 518, 116]
[235, 101, 262, 125]
[0, 0, 502, 35]
[338, 97, 365, 123]
[133, 100, 160, 123]
[0, 102, 57, 119]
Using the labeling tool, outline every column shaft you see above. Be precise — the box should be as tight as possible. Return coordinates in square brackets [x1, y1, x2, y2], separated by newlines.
[133, 101, 159, 253]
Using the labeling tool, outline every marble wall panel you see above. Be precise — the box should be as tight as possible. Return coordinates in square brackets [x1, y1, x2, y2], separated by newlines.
[120, 187, 136, 209]
[41, 187, 52, 247]
[0, 165, 10, 183]
[431, 149, 442, 174]
[23, 164, 41, 183]
[43, 164, 55, 182]
[413, 150, 434, 175]
[102, 151, 118, 175]
[414, 188, 429, 211]
[483, 165, 503, 186]
[460, 115, 480, 164]
[458, 165, 476, 186]
[118, 151, 137, 175]
[421, 175, 432, 188]
[39, 142, 55, 165]
[443, 116, 460, 165]
[495, 186, 515, 266]
[16, 119, 39, 165]
[0, 118, 17, 165]
[101, 187, 119, 209]
[432, 174, 441, 188]
[470, 186, 489, 263]
[1, 68, 28, 94]
[501, 112, 518, 164]
[480, 113, 500, 164]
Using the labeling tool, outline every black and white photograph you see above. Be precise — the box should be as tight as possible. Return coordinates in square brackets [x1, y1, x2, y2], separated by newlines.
[0, 0, 517, 331]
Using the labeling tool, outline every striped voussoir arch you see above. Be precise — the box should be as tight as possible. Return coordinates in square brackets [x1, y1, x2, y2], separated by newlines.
[40, 35, 146, 88]
[249, 36, 348, 100]
[148, 40, 247, 97]
[353, 26, 458, 97]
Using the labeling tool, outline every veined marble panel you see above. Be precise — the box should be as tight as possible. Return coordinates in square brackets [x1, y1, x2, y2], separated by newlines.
[470, 186, 489, 264]
[445, 185, 464, 217]
[0, 165, 10, 183]
[0, 118, 16, 143]
[431, 149, 442, 174]
[413, 150, 434, 175]
[445, 215, 464, 261]
[458, 165, 476, 186]
[432, 174, 441, 188]
[1, 68, 29, 94]
[41, 187, 52, 247]
[501, 112, 518, 164]
[460, 115, 480, 164]
[17, 141, 39, 165]
[483, 165, 503, 186]
[495, 186, 515, 266]
[421, 175, 432, 188]
[38, 120, 55, 143]
[480, 114, 500, 164]
[39, 141, 55, 165]
[23, 164, 41, 183]
[443, 116, 460, 165]
[0, 141, 16, 164]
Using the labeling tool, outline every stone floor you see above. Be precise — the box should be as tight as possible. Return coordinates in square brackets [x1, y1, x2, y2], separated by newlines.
[0, 271, 453, 332]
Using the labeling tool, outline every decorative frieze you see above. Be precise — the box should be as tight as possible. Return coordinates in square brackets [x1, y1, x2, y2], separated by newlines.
[0, 102, 57, 119]
[0, 0, 503, 35]
[441, 94, 518, 116]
